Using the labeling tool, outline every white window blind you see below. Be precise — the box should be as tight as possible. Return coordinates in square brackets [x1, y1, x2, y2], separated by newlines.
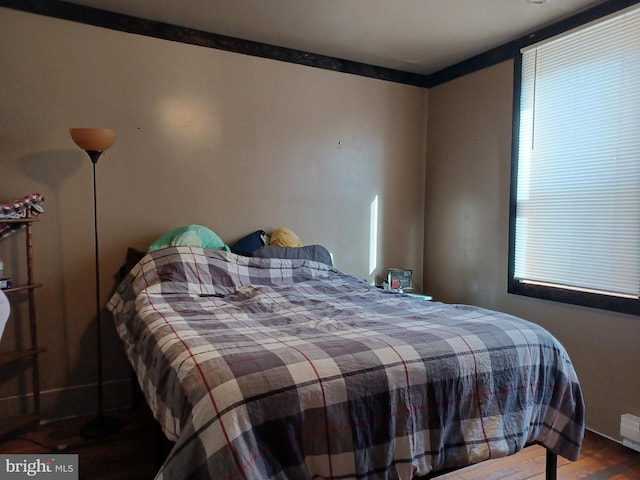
[514, 5, 640, 299]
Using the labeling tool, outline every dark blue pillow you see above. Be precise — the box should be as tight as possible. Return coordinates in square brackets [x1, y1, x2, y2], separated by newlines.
[230, 230, 267, 257]
[253, 245, 333, 266]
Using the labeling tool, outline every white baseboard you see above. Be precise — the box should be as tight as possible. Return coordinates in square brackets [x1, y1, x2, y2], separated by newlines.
[586, 427, 624, 446]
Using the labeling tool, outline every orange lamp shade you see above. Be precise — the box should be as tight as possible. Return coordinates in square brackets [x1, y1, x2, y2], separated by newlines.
[69, 128, 117, 152]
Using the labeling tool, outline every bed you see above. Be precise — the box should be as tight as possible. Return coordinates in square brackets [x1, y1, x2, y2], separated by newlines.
[107, 246, 585, 480]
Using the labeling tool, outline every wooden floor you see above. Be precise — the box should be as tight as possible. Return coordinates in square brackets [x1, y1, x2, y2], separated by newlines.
[1, 408, 639, 479]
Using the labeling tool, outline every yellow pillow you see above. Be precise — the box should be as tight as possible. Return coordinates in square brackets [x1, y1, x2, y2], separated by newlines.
[269, 227, 303, 247]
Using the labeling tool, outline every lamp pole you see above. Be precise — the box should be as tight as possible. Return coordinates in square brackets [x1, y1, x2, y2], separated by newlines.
[70, 129, 121, 439]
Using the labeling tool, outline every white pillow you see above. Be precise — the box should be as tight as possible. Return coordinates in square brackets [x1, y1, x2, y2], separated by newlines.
[0, 289, 9, 341]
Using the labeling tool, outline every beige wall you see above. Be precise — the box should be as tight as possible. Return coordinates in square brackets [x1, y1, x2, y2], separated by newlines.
[424, 60, 640, 441]
[3, 6, 635, 445]
[0, 8, 427, 418]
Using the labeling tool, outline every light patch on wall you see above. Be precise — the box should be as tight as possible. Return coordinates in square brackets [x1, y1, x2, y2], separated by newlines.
[369, 195, 379, 275]
[157, 96, 221, 146]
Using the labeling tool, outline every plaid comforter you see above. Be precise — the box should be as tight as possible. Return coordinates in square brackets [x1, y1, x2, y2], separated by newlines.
[108, 247, 584, 480]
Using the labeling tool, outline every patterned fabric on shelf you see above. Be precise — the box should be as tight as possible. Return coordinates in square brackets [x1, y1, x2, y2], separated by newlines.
[0, 193, 45, 239]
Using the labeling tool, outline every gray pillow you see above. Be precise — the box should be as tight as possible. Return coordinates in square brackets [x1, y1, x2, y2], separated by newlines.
[253, 245, 332, 266]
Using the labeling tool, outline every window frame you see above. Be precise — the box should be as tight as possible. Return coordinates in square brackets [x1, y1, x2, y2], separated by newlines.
[507, 9, 640, 317]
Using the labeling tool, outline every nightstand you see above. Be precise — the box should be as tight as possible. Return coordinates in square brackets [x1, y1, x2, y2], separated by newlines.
[406, 293, 433, 301]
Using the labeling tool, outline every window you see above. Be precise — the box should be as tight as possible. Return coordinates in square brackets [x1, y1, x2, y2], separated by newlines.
[509, 5, 640, 315]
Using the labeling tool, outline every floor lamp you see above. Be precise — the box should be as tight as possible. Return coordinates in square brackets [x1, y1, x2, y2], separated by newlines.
[69, 128, 121, 439]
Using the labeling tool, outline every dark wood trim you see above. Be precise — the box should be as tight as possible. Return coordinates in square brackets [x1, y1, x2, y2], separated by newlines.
[507, 52, 523, 303]
[427, 41, 521, 88]
[0, 0, 637, 88]
[0, 0, 428, 88]
[508, 280, 639, 316]
[428, 0, 640, 87]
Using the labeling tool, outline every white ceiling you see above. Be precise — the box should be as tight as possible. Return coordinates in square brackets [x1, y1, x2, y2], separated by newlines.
[65, 0, 606, 75]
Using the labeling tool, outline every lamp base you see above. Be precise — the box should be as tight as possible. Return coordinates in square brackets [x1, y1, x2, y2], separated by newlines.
[80, 415, 121, 439]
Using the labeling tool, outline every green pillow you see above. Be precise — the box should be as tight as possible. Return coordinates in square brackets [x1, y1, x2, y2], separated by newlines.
[148, 225, 230, 253]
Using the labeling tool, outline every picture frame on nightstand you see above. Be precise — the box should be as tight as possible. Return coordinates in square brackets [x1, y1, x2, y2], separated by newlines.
[387, 268, 413, 292]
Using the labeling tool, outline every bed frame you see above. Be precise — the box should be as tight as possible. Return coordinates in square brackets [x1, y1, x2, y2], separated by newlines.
[152, 418, 559, 480]
[142, 373, 560, 480]
[425, 446, 557, 479]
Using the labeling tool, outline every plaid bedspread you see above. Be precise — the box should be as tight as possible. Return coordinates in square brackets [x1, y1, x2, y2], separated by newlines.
[108, 247, 585, 480]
